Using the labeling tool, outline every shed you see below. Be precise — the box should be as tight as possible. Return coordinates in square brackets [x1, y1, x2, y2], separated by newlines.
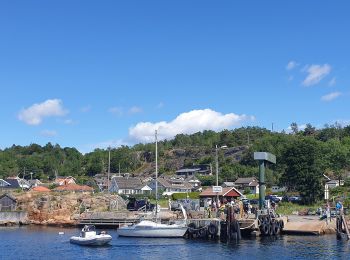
[200, 187, 243, 203]
[0, 193, 17, 211]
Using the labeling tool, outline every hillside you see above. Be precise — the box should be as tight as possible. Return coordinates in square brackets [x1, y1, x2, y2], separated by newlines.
[1, 123, 350, 204]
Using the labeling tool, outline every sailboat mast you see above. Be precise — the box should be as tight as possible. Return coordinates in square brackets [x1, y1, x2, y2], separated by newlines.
[155, 130, 158, 220]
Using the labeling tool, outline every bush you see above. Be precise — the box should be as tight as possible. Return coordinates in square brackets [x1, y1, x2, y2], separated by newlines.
[243, 187, 251, 195]
[172, 192, 200, 200]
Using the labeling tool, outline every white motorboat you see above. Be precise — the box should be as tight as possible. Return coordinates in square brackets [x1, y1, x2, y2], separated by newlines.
[117, 220, 188, 238]
[70, 225, 112, 246]
[117, 130, 188, 238]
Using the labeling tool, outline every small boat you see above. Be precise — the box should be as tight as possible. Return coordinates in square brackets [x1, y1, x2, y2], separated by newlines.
[70, 225, 112, 246]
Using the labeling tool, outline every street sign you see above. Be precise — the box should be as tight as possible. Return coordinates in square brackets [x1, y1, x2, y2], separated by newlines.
[212, 186, 223, 193]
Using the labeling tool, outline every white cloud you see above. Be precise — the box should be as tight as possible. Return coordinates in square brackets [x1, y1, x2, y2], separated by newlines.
[81, 139, 128, 154]
[157, 102, 164, 109]
[109, 107, 123, 116]
[40, 129, 57, 137]
[328, 77, 336, 87]
[302, 64, 331, 86]
[321, 91, 342, 102]
[286, 61, 298, 70]
[129, 106, 143, 114]
[128, 108, 255, 143]
[18, 99, 68, 125]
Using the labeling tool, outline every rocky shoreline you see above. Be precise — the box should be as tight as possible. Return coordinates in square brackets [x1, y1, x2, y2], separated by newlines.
[0, 192, 126, 226]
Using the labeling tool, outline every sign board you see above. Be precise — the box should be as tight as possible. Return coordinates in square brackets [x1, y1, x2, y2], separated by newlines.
[212, 186, 223, 193]
[254, 152, 276, 164]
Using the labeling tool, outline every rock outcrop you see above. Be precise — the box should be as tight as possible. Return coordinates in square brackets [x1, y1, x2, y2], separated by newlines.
[14, 192, 126, 226]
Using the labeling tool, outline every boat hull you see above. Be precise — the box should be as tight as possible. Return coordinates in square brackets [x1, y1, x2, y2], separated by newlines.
[70, 235, 112, 246]
[117, 226, 188, 238]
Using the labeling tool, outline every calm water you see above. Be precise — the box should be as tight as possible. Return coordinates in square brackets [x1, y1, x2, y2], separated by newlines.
[0, 226, 349, 260]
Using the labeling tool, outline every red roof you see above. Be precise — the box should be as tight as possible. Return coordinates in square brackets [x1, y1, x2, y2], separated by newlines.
[31, 186, 51, 192]
[54, 184, 93, 192]
[200, 187, 242, 197]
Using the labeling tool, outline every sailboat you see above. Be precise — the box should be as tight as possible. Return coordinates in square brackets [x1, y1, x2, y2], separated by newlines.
[117, 130, 188, 238]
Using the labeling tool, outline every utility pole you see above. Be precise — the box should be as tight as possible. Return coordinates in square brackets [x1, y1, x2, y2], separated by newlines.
[108, 147, 111, 194]
[215, 145, 219, 204]
[155, 130, 158, 220]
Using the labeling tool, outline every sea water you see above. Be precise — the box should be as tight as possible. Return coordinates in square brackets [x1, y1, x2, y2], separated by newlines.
[0, 226, 349, 260]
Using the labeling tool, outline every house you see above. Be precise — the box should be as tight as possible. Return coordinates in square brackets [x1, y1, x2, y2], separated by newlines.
[28, 179, 43, 188]
[175, 164, 212, 177]
[234, 177, 260, 195]
[200, 187, 243, 204]
[222, 182, 235, 188]
[53, 184, 94, 193]
[186, 175, 202, 191]
[3, 177, 30, 190]
[0, 193, 17, 211]
[149, 176, 193, 196]
[271, 186, 286, 193]
[326, 180, 344, 189]
[109, 176, 152, 195]
[94, 173, 109, 191]
[54, 176, 76, 186]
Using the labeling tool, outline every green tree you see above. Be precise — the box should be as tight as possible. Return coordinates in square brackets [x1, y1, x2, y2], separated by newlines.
[281, 138, 323, 204]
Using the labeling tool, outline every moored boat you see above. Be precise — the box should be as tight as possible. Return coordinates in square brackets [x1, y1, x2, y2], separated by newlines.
[70, 225, 112, 246]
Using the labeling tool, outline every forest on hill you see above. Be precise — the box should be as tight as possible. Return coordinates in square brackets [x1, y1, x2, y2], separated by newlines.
[1, 123, 350, 203]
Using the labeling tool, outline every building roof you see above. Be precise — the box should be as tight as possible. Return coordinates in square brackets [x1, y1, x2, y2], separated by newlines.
[4, 179, 21, 188]
[28, 179, 43, 185]
[112, 177, 143, 189]
[0, 193, 17, 201]
[31, 186, 51, 192]
[223, 182, 235, 187]
[200, 187, 242, 197]
[156, 177, 193, 189]
[327, 180, 343, 184]
[0, 179, 11, 187]
[248, 181, 259, 187]
[235, 177, 258, 185]
[53, 184, 93, 192]
[176, 168, 201, 173]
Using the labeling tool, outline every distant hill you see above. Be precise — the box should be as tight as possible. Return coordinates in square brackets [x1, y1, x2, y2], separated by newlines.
[1, 124, 349, 192]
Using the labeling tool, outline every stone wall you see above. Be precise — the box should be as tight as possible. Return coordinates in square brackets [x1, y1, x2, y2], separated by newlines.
[0, 211, 28, 225]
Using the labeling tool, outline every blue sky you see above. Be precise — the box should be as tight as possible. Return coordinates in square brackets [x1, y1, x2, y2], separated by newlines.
[0, 1, 349, 152]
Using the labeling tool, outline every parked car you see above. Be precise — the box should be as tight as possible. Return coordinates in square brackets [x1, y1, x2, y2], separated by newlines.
[289, 196, 301, 203]
[127, 198, 155, 211]
[249, 199, 259, 205]
[265, 195, 280, 203]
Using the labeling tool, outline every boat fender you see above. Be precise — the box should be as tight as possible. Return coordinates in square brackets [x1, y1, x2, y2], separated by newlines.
[269, 223, 273, 236]
[230, 222, 237, 233]
[279, 220, 284, 230]
[198, 227, 207, 238]
[188, 223, 197, 234]
[262, 223, 269, 235]
[272, 222, 279, 235]
[236, 221, 241, 240]
[208, 224, 218, 236]
[263, 216, 269, 225]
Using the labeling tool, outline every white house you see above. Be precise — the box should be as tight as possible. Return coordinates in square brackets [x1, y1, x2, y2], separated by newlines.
[109, 176, 152, 195]
[234, 177, 260, 195]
